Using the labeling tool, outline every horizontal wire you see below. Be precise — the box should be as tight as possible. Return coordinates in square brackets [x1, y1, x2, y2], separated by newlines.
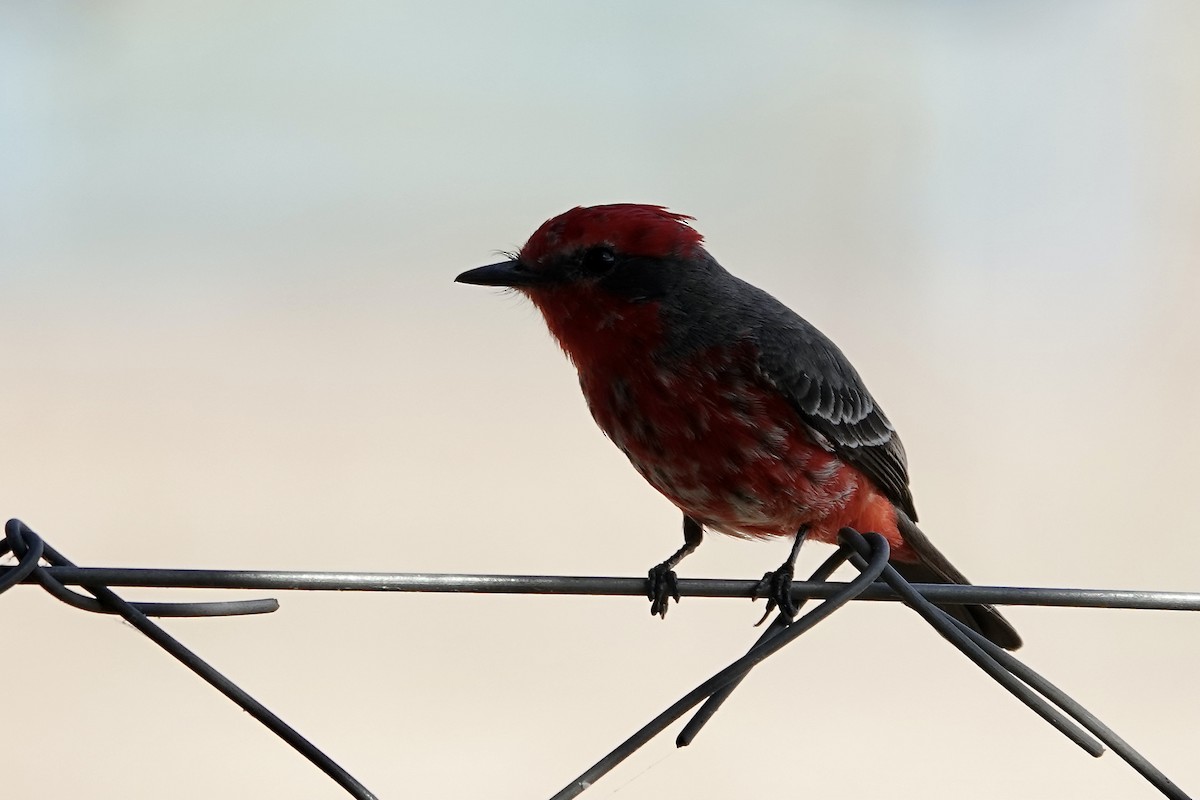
[7, 566, 1200, 611]
[3, 520, 378, 799]
[4, 520, 1193, 800]
[552, 532, 895, 800]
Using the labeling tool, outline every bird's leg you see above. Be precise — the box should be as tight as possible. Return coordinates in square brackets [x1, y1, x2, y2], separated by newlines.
[753, 526, 809, 623]
[647, 516, 704, 619]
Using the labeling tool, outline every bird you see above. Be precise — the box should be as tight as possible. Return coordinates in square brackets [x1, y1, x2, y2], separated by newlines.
[456, 203, 1021, 650]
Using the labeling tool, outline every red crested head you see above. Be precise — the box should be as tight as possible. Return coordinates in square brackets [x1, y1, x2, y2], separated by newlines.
[456, 204, 714, 372]
[519, 204, 703, 266]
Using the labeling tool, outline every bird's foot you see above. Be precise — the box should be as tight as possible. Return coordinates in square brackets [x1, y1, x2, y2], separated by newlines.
[753, 564, 797, 625]
[647, 562, 681, 619]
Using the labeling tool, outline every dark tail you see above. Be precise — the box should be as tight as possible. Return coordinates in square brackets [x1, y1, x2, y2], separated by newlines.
[894, 513, 1022, 651]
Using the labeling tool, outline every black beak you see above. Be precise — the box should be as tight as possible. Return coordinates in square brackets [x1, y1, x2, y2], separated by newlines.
[455, 260, 542, 288]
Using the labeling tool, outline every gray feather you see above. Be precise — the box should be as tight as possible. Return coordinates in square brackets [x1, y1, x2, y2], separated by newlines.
[654, 252, 917, 519]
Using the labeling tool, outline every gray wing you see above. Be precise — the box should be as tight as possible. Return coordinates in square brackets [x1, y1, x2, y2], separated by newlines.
[751, 309, 918, 521]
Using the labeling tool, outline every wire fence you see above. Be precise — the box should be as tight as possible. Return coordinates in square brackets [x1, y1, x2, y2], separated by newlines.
[3, 518, 1196, 800]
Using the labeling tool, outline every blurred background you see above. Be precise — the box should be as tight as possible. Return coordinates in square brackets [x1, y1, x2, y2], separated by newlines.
[3, 2, 1199, 798]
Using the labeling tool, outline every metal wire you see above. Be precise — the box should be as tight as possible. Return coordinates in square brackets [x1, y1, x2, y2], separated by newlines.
[838, 528, 1189, 800]
[11, 566, 1200, 611]
[2, 535, 279, 617]
[550, 530, 894, 800]
[840, 532, 1104, 757]
[550, 529, 1192, 800]
[3, 519, 377, 800]
[677, 535, 852, 747]
[949, 618, 1188, 799]
[4, 517, 1197, 800]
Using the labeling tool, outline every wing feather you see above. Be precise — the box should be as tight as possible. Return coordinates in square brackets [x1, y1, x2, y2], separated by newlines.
[752, 314, 918, 521]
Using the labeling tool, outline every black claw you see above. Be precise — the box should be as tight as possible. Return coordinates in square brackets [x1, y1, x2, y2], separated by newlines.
[752, 565, 797, 624]
[647, 563, 681, 619]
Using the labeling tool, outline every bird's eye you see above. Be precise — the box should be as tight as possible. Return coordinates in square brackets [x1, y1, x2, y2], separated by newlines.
[580, 246, 617, 276]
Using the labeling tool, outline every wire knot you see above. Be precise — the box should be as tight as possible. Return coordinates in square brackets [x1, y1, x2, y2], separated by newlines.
[2, 519, 277, 617]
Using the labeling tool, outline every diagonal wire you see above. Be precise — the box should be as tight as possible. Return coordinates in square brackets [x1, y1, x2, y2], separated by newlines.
[548, 531, 893, 800]
[947, 616, 1189, 800]
[676, 543, 852, 747]
[552, 528, 1193, 800]
[834, 530, 1103, 755]
[837, 529, 1189, 800]
[4, 519, 378, 800]
[2, 532, 277, 617]
[4, 518, 1196, 800]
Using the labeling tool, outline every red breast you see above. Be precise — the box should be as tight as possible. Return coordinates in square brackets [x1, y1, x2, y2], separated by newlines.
[572, 332, 911, 558]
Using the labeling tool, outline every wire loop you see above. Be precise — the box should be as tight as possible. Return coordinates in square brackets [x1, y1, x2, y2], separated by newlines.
[2, 520, 279, 617]
[3, 519, 376, 800]
[4, 518, 1195, 800]
[549, 528, 1193, 800]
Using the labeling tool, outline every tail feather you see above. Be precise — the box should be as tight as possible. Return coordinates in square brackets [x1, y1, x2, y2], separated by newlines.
[894, 514, 1022, 651]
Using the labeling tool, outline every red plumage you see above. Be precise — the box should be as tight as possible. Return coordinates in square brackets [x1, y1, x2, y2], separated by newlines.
[458, 203, 1020, 650]
[574, 329, 908, 557]
[520, 204, 704, 266]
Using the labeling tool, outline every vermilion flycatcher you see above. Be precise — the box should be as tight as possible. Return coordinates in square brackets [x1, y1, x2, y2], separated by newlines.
[457, 204, 1020, 650]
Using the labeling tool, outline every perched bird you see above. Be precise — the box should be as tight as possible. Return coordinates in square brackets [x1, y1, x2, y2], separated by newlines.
[456, 204, 1021, 650]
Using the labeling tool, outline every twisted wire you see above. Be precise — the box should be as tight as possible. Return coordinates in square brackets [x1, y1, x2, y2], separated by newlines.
[4, 518, 1195, 800]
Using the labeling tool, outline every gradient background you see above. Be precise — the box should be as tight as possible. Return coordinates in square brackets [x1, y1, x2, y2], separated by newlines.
[3, 2, 1199, 798]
